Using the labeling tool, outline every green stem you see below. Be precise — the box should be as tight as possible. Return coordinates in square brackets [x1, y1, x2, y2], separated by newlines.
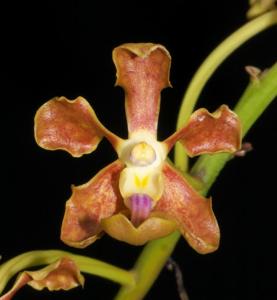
[0, 250, 135, 295]
[174, 9, 277, 172]
[115, 48, 277, 300]
[235, 62, 277, 137]
[115, 232, 180, 300]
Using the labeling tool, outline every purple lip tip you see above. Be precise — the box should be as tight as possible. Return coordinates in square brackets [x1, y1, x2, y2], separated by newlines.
[129, 194, 152, 227]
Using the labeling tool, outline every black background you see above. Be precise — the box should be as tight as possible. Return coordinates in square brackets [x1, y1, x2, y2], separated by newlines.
[2, 1, 277, 299]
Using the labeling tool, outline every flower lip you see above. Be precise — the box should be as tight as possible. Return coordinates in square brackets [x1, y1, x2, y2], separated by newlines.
[129, 193, 152, 227]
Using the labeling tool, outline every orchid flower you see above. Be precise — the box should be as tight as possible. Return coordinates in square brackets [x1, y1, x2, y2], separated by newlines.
[0, 258, 84, 300]
[35, 43, 241, 254]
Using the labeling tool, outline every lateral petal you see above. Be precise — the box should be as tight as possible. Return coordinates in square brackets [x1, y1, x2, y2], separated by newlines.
[0, 258, 84, 300]
[155, 162, 220, 254]
[113, 43, 171, 137]
[164, 105, 241, 156]
[61, 160, 125, 248]
[35, 96, 120, 157]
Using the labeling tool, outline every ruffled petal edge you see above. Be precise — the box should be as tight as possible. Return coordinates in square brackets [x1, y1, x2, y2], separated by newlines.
[0, 258, 84, 300]
[35, 96, 121, 157]
[164, 105, 241, 156]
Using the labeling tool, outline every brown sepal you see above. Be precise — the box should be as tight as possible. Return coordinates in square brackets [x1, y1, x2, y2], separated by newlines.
[154, 162, 220, 254]
[61, 160, 125, 248]
[113, 43, 171, 136]
[164, 105, 241, 156]
[35, 96, 104, 157]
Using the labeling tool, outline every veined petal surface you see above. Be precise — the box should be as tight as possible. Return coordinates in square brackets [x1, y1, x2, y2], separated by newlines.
[61, 160, 124, 248]
[164, 105, 241, 156]
[35, 96, 120, 157]
[113, 43, 171, 137]
[155, 162, 220, 254]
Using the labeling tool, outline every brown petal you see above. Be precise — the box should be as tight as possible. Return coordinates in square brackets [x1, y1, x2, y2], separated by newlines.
[154, 162, 220, 254]
[113, 43, 171, 137]
[0, 258, 84, 300]
[164, 105, 241, 156]
[61, 160, 125, 248]
[0, 273, 30, 300]
[101, 213, 177, 246]
[35, 96, 120, 157]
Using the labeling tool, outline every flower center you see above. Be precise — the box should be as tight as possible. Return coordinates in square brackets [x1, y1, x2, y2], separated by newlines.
[129, 142, 156, 166]
[117, 134, 168, 227]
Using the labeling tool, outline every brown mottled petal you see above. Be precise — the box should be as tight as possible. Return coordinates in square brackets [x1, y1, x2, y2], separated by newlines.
[61, 160, 125, 248]
[35, 96, 121, 157]
[101, 213, 177, 246]
[0, 258, 84, 300]
[164, 105, 241, 156]
[113, 43, 171, 137]
[154, 162, 220, 254]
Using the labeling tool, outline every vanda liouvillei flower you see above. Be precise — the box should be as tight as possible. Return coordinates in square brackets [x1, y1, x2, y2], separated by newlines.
[35, 43, 241, 254]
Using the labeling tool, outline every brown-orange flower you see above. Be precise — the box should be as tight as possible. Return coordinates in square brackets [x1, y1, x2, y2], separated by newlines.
[0, 258, 84, 300]
[34, 43, 241, 254]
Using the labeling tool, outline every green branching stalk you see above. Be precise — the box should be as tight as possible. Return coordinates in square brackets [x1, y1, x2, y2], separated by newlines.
[115, 28, 277, 300]
[0, 250, 135, 295]
[174, 9, 277, 172]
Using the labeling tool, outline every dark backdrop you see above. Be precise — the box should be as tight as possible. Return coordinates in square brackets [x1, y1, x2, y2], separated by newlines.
[2, 1, 277, 299]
